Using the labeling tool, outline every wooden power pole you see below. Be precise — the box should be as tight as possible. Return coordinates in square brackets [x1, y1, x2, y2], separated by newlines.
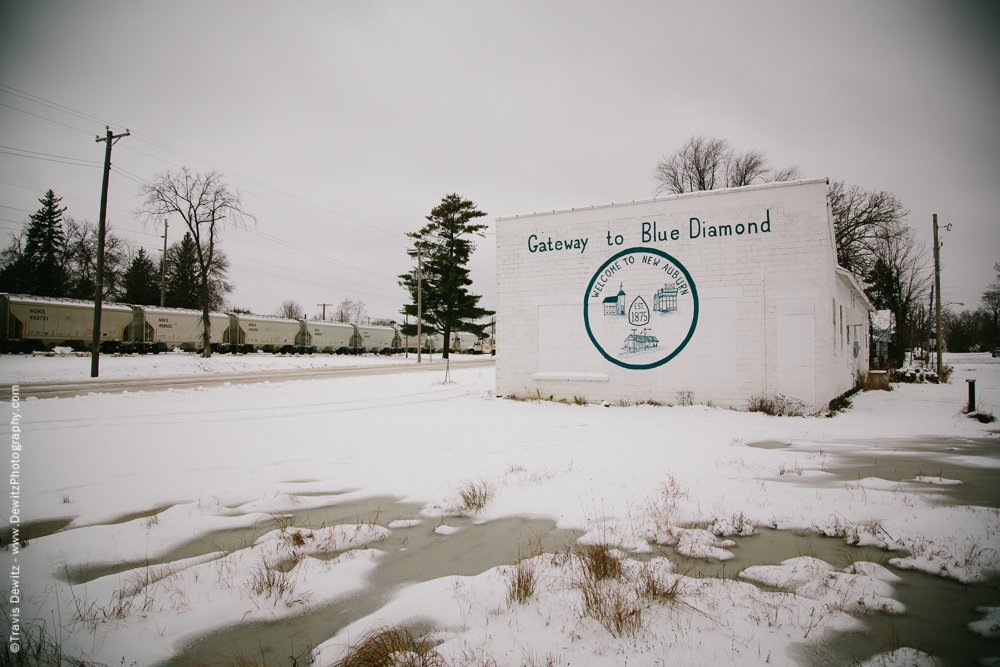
[933, 214, 943, 376]
[91, 126, 129, 378]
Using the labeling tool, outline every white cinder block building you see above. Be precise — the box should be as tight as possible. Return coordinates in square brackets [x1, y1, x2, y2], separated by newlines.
[495, 179, 872, 411]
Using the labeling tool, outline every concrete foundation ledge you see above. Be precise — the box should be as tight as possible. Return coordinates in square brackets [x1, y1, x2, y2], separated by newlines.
[532, 372, 609, 382]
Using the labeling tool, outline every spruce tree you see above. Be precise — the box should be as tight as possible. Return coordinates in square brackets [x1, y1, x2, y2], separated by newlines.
[398, 194, 494, 359]
[121, 248, 162, 305]
[165, 233, 201, 309]
[21, 190, 68, 297]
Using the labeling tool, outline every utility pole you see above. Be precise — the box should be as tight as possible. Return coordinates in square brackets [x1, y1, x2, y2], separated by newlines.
[933, 213, 943, 376]
[417, 247, 422, 364]
[928, 285, 934, 369]
[159, 219, 168, 307]
[91, 126, 129, 378]
[317, 302, 333, 320]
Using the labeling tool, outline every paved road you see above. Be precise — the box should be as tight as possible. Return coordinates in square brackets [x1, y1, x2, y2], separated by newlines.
[4, 356, 496, 399]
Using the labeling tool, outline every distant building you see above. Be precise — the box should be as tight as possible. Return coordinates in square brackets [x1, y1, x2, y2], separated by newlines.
[496, 179, 873, 411]
[871, 310, 894, 368]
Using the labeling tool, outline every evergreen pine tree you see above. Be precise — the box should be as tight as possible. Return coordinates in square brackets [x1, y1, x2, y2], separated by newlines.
[397, 194, 494, 359]
[21, 190, 68, 296]
[121, 248, 162, 306]
[165, 233, 201, 309]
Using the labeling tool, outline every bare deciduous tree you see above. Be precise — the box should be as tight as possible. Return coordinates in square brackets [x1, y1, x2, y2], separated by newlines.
[866, 225, 931, 366]
[136, 168, 255, 357]
[351, 299, 368, 325]
[335, 298, 354, 323]
[275, 299, 305, 320]
[828, 180, 909, 277]
[62, 217, 129, 301]
[653, 136, 800, 196]
[332, 297, 368, 324]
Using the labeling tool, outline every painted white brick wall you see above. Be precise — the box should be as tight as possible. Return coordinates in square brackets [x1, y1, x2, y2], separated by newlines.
[495, 179, 872, 411]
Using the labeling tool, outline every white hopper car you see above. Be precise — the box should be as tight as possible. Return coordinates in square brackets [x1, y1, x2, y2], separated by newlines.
[0, 294, 133, 352]
[300, 321, 355, 354]
[224, 314, 301, 353]
[354, 324, 402, 353]
[134, 306, 230, 352]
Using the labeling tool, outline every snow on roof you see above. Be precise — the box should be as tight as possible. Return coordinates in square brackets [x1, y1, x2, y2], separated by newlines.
[2, 293, 132, 310]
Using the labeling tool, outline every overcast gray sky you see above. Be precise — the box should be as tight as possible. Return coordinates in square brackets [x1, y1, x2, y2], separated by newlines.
[1, 1, 997, 321]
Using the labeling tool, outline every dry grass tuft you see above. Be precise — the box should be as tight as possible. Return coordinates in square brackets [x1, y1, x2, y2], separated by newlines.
[1, 605, 105, 666]
[576, 578, 644, 637]
[248, 556, 299, 604]
[454, 479, 497, 515]
[523, 651, 566, 667]
[676, 390, 695, 406]
[505, 559, 537, 604]
[746, 393, 806, 416]
[337, 625, 445, 667]
[636, 564, 681, 604]
[635, 398, 664, 406]
[577, 543, 622, 582]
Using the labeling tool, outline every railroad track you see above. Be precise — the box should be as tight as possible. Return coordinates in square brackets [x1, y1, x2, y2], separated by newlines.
[3, 356, 495, 399]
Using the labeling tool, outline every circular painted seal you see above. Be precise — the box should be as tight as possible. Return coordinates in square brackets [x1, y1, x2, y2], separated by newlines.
[583, 247, 699, 370]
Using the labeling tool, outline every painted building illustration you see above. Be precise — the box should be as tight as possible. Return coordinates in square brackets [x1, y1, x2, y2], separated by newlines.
[623, 328, 658, 354]
[603, 284, 626, 315]
[654, 285, 678, 312]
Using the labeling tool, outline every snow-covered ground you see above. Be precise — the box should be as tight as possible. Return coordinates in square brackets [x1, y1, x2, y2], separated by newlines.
[3, 353, 999, 665]
[1, 348, 465, 384]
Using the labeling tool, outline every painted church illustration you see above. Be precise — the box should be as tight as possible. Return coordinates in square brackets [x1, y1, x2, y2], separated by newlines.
[603, 284, 626, 316]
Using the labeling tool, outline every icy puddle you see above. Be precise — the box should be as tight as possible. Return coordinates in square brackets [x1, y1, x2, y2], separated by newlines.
[659, 527, 1000, 666]
[753, 435, 1000, 508]
[161, 501, 580, 666]
[154, 509, 1000, 666]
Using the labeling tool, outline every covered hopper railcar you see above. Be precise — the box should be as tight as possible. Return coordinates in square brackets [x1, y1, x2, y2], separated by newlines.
[129, 306, 230, 352]
[299, 321, 355, 354]
[1, 293, 412, 356]
[225, 314, 301, 353]
[354, 324, 402, 353]
[1, 294, 133, 352]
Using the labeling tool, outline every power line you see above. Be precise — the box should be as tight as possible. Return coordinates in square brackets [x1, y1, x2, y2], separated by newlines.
[0, 85, 497, 287]
[0, 148, 102, 169]
[0, 205, 34, 214]
[0, 144, 102, 165]
[0, 178, 135, 216]
[0, 84, 112, 128]
[1, 84, 405, 247]
[0, 101, 95, 136]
